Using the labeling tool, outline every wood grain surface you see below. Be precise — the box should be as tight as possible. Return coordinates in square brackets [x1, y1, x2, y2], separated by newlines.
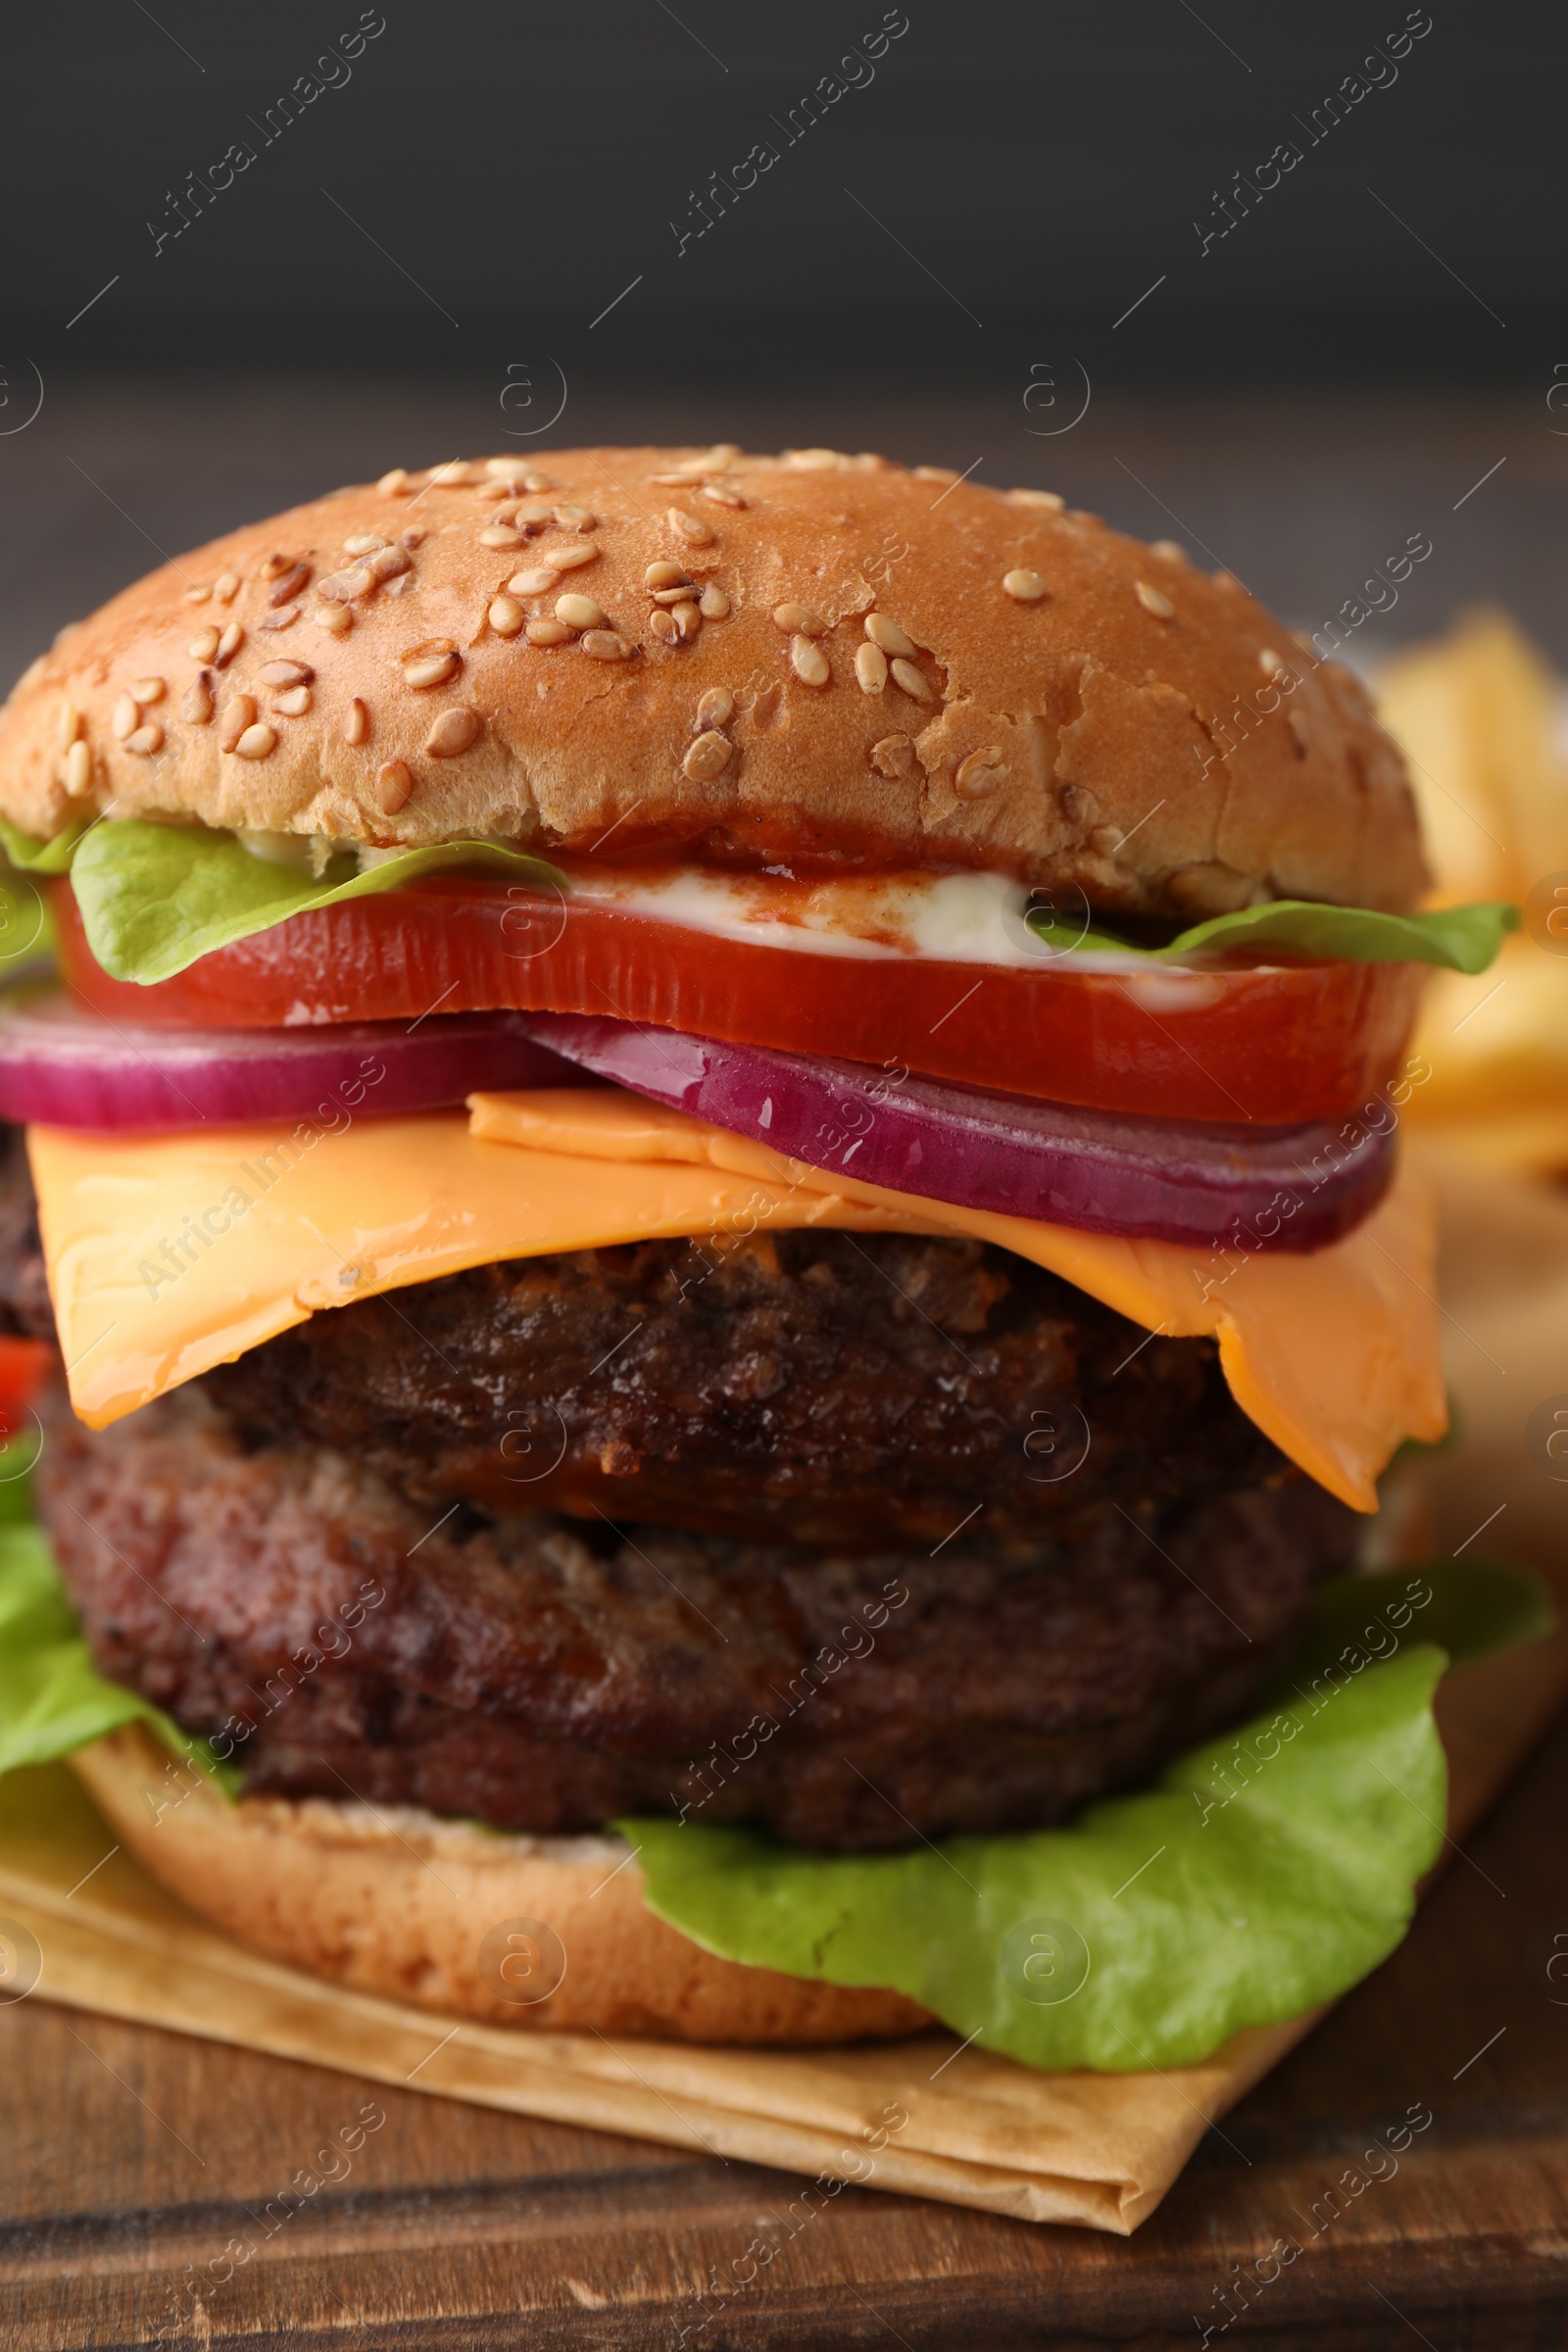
[3, 1699, 1567, 2350]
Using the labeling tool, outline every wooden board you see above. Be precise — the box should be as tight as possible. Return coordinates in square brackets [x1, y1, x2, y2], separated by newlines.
[3, 1698, 1567, 2349]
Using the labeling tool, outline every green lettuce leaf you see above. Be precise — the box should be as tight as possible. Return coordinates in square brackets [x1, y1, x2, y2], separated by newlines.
[0, 813, 1516, 984]
[1029, 896, 1516, 973]
[0, 817, 88, 875]
[67, 820, 566, 984]
[629, 1560, 1549, 2072]
[0, 1509, 237, 1790]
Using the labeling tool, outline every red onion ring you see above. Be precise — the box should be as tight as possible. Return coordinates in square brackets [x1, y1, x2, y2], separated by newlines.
[515, 1012, 1395, 1252]
[0, 992, 590, 1130]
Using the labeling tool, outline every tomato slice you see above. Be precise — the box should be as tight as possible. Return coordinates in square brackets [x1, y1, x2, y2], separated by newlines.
[0, 1333, 51, 1445]
[52, 876, 1422, 1125]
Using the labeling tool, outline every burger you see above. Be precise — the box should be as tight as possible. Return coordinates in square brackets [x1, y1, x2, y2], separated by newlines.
[0, 446, 1519, 2069]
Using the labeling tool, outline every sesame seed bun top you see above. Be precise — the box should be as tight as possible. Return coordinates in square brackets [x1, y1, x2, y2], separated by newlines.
[0, 444, 1426, 919]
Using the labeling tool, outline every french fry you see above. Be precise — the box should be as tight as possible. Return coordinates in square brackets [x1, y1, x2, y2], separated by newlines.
[1377, 610, 1568, 1170]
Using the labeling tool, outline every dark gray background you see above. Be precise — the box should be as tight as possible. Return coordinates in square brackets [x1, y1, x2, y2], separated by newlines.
[0, 1, 1562, 686]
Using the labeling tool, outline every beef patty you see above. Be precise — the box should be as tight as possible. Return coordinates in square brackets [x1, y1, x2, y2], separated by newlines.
[0, 1125, 1282, 1548]
[203, 1228, 1284, 1547]
[37, 1380, 1353, 1849]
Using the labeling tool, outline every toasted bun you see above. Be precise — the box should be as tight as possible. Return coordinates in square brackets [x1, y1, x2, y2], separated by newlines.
[0, 445, 1425, 920]
[69, 1726, 930, 2044]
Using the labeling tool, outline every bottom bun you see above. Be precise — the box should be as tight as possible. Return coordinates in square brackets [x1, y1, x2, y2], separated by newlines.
[69, 1726, 932, 2045]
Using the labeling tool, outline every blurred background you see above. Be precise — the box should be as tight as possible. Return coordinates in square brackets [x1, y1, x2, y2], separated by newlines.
[1, 0, 1563, 690]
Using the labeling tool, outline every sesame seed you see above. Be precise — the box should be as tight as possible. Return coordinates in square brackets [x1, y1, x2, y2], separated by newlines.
[671, 601, 702, 643]
[1002, 569, 1048, 603]
[1006, 488, 1064, 511]
[700, 483, 747, 509]
[696, 687, 734, 730]
[56, 705, 84, 750]
[507, 568, 558, 597]
[343, 533, 385, 556]
[219, 694, 258, 752]
[784, 448, 844, 471]
[1258, 648, 1285, 677]
[556, 593, 606, 631]
[232, 722, 276, 759]
[257, 660, 314, 687]
[1288, 709, 1310, 755]
[646, 562, 689, 590]
[257, 605, 300, 632]
[855, 642, 888, 695]
[403, 649, 461, 690]
[476, 480, 514, 503]
[540, 543, 599, 575]
[514, 503, 555, 531]
[314, 603, 353, 635]
[650, 586, 696, 607]
[485, 457, 525, 478]
[130, 676, 167, 706]
[259, 553, 293, 583]
[773, 602, 825, 637]
[479, 524, 523, 550]
[890, 658, 930, 701]
[65, 739, 92, 794]
[668, 508, 714, 546]
[124, 722, 165, 757]
[268, 563, 312, 608]
[488, 595, 526, 638]
[956, 747, 1006, 798]
[791, 636, 829, 688]
[377, 467, 412, 497]
[375, 759, 413, 812]
[869, 734, 916, 779]
[344, 698, 369, 746]
[522, 472, 555, 494]
[683, 730, 733, 782]
[699, 584, 730, 620]
[649, 472, 702, 486]
[554, 504, 595, 529]
[214, 573, 241, 605]
[271, 685, 313, 717]
[111, 695, 139, 741]
[188, 627, 221, 662]
[401, 527, 428, 550]
[425, 707, 482, 758]
[214, 624, 245, 668]
[428, 461, 473, 487]
[181, 671, 215, 726]
[525, 619, 573, 647]
[580, 631, 632, 661]
[1135, 580, 1175, 618]
[320, 566, 375, 603]
[368, 545, 411, 582]
[1150, 539, 1189, 565]
[647, 610, 678, 646]
[183, 581, 212, 604]
[864, 612, 916, 657]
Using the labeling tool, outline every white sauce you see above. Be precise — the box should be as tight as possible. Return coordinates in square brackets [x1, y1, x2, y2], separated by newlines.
[236, 829, 1261, 980]
[561, 863, 1201, 973]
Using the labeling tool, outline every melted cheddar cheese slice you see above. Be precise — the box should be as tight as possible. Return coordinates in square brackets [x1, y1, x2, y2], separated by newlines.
[28, 1090, 1446, 1511]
